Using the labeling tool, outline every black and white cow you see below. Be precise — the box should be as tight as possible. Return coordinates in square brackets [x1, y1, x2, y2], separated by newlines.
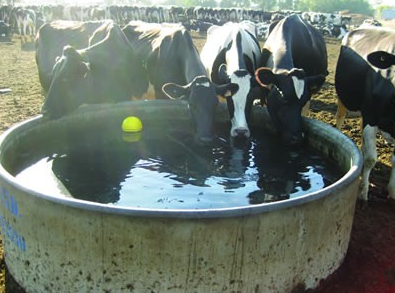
[335, 26, 395, 202]
[0, 4, 12, 24]
[329, 24, 348, 39]
[122, 21, 238, 144]
[12, 6, 36, 42]
[35, 20, 108, 93]
[41, 21, 149, 119]
[255, 14, 328, 146]
[200, 21, 262, 138]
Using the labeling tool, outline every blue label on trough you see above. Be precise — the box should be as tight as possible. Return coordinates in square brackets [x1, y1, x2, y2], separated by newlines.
[0, 186, 25, 252]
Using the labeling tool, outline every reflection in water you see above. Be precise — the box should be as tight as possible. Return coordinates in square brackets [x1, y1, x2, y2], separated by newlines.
[13, 124, 341, 209]
[247, 137, 330, 204]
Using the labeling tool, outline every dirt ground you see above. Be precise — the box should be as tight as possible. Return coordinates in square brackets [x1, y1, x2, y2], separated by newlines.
[0, 21, 395, 292]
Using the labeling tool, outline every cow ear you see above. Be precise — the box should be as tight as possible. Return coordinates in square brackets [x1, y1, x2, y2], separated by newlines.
[367, 51, 395, 69]
[255, 67, 276, 88]
[215, 82, 239, 98]
[162, 83, 189, 100]
[218, 64, 230, 83]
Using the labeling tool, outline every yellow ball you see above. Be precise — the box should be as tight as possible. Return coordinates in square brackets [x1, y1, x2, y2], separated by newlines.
[122, 116, 143, 132]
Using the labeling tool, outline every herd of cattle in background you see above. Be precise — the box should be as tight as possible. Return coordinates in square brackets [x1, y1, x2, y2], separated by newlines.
[0, 3, 365, 41]
[0, 3, 395, 204]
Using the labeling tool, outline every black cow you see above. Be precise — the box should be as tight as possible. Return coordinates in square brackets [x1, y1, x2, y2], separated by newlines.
[200, 21, 262, 139]
[122, 21, 238, 144]
[335, 27, 395, 202]
[41, 21, 149, 118]
[35, 20, 109, 93]
[255, 14, 328, 146]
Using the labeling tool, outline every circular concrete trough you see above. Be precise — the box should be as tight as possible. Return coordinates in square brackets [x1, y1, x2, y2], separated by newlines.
[0, 100, 362, 293]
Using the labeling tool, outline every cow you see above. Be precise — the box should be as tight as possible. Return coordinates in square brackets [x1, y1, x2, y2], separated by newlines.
[41, 20, 149, 119]
[0, 4, 12, 24]
[41, 5, 54, 23]
[89, 6, 107, 21]
[122, 21, 238, 144]
[254, 14, 328, 146]
[329, 24, 348, 39]
[62, 5, 90, 21]
[335, 26, 395, 202]
[200, 21, 262, 139]
[35, 20, 109, 92]
[12, 6, 36, 42]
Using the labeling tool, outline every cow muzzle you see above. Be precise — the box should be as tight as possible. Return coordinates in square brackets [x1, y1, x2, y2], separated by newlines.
[231, 127, 250, 139]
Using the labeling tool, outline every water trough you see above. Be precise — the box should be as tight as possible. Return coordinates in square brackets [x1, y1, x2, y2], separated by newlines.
[0, 100, 362, 292]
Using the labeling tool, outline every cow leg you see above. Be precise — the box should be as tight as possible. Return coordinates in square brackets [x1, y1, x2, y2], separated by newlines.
[17, 18, 23, 42]
[360, 124, 378, 201]
[22, 20, 27, 42]
[387, 149, 395, 200]
[29, 23, 35, 41]
[335, 99, 347, 129]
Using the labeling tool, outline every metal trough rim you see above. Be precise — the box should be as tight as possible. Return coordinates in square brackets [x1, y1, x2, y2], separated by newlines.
[0, 100, 362, 219]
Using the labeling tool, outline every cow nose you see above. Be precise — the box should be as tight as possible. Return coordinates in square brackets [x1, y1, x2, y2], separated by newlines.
[235, 128, 249, 138]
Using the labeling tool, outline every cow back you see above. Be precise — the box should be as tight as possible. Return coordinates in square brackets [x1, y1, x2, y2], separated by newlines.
[123, 21, 206, 97]
[35, 20, 108, 92]
[83, 22, 149, 102]
[263, 14, 327, 76]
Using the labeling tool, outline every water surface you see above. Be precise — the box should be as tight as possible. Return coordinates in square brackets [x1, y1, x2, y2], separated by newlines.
[9, 123, 341, 209]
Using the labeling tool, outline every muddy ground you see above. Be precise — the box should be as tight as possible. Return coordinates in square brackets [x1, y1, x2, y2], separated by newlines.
[0, 21, 395, 292]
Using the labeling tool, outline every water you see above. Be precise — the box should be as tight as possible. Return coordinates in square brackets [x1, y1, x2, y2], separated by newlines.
[8, 123, 341, 209]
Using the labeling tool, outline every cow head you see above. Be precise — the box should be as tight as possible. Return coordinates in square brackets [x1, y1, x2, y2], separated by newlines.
[41, 46, 90, 119]
[162, 75, 238, 144]
[218, 64, 262, 139]
[255, 67, 326, 146]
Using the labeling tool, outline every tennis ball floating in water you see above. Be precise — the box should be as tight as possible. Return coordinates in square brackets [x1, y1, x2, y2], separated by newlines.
[122, 116, 142, 132]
